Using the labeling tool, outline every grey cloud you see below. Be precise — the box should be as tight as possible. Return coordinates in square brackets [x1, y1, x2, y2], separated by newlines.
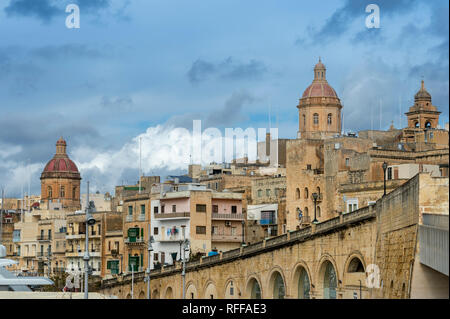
[298, 0, 420, 45]
[100, 95, 134, 112]
[206, 90, 254, 127]
[31, 44, 104, 60]
[187, 57, 267, 84]
[4, 0, 113, 22]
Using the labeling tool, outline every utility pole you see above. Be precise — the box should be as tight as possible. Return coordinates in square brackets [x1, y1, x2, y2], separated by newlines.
[146, 223, 153, 299]
[83, 182, 90, 299]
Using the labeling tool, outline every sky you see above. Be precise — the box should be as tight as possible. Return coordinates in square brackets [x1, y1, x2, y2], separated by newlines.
[0, 0, 448, 197]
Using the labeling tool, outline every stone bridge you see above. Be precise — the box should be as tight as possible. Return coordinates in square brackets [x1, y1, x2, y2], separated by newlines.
[100, 173, 448, 299]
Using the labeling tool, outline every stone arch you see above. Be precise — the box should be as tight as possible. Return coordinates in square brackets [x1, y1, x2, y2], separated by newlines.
[125, 293, 131, 299]
[304, 187, 309, 199]
[224, 277, 240, 299]
[138, 291, 145, 299]
[203, 280, 218, 299]
[151, 288, 159, 299]
[295, 188, 300, 200]
[245, 275, 263, 299]
[291, 261, 312, 299]
[186, 281, 198, 299]
[344, 252, 366, 273]
[267, 267, 287, 299]
[164, 286, 174, 299]
[316, 255, 340, 299]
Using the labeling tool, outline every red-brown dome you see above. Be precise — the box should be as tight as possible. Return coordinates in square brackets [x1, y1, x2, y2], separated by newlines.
[41, 137, 81, 179]
[43, 157, 79, 173]
[302, 82, 338, 98]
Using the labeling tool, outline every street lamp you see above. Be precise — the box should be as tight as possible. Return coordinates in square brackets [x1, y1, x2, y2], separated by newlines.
[382, 162, 388, 196]
[83, 181, 95, 299]
[241, 220, 245, 245]
[146, 231, 154, 300]
[181, 238, 190, 299]
[130, 259, 137, 299]
[311, 193, 319, 224]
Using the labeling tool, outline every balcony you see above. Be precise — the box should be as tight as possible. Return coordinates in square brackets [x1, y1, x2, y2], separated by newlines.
[36, 252, 51, 258]
[125, 237, 145, 245]
[37, 235, 51, 242]
[126, 215, 133, 222]
[138, 214, 146, 221]
[66, 233, 85, 239]
[154, 212, 190, 219]
[158, 235, 183, 243]
[212, 233, 242, 242]
[212, 213, 245, 220]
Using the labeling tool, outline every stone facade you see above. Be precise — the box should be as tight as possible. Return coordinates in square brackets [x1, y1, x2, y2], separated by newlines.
[99, 173, 448, 299]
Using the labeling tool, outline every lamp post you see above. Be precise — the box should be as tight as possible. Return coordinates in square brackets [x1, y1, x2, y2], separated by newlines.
[181, 238, 189, 299]
[146, 225, 154, 300]
[130, 259, 135, 299]
[382, 162, 388, 196]
[241, 220, 245, 245]
[311, 193, 319, 224]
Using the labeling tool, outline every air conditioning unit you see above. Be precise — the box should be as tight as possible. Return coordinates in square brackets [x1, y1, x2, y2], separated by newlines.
[225, 221, 231, 227]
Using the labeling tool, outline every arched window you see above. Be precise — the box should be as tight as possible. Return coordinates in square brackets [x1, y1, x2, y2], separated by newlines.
[249, 278, 261, 299]
[272, 272, 285, 299]
[60, 186, 65, 198]
[303, 114, 306, 127]
[414, 121, 419, 128]
[347, 257, 365, 273]
[47, 186, 52, 199]
[317, 206, 321, 217]
[298, 268, 310, 299]
[304, 187, 309, 199]
[313, 113, 319, 125]
[317, 186, 320, 195]
[304, 207, 309, 217]
[425, 121, 431, 128]
[72, 187, 77, 199]
[327, 113, 332, 125]
[323, 261, 337, 299]
[295, 188, 300, 200]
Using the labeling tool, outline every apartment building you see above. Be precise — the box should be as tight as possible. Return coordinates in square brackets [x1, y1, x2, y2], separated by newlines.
[150, 184, 244, 268]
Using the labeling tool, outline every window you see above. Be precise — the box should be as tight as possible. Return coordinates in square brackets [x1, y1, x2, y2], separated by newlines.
[108, 241, 111, 251]
[212, 226, 218, 234]
[304, 207, 309, 217]
[304, 188, 309, 199]
[327, 113, 332, 125]
[60, 186, 65, 198]
[425, 121, 431, 128]
[47, 186, 52, 199]
[303, 114, 306, 127]
[72, 187, 77, 199]
[306, 164, 311, 170]
[296, 188, 300, 200]
[196, 204, 207, 213]
[128, 206, 133, 215]
[196, 226, 206, 235]
[161, 205, 165, 213]
[387, 167, 392, 180]
[231, 227, 237, 235]
[215, 183, 218, 190]
[266, 189, 271, 197]
[347, 199, 358, 213]
[154, 253, 159, 261]
[258, 189, 262, 197]
[313, 113, 319, 125]
[231, 205, 237, 214]
[153, 227, 159, 235]
[171, 205, 176, 213]
[345, 158, 349, 166]
[212, 205, 218, 213]
[317, 206, 321, 217]
[154, 206, 158, 214]
[317, 187, 320, 195]
[140, 204, 145, 215]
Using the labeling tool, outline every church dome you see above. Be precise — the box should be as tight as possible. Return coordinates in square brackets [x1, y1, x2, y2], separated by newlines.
[41, 137, 80, 178]
[414, 80, 431, 102]
[301, 58, 339, 99]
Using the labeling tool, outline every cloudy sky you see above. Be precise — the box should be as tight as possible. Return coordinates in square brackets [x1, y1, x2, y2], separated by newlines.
[0, 0, 448, 197]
